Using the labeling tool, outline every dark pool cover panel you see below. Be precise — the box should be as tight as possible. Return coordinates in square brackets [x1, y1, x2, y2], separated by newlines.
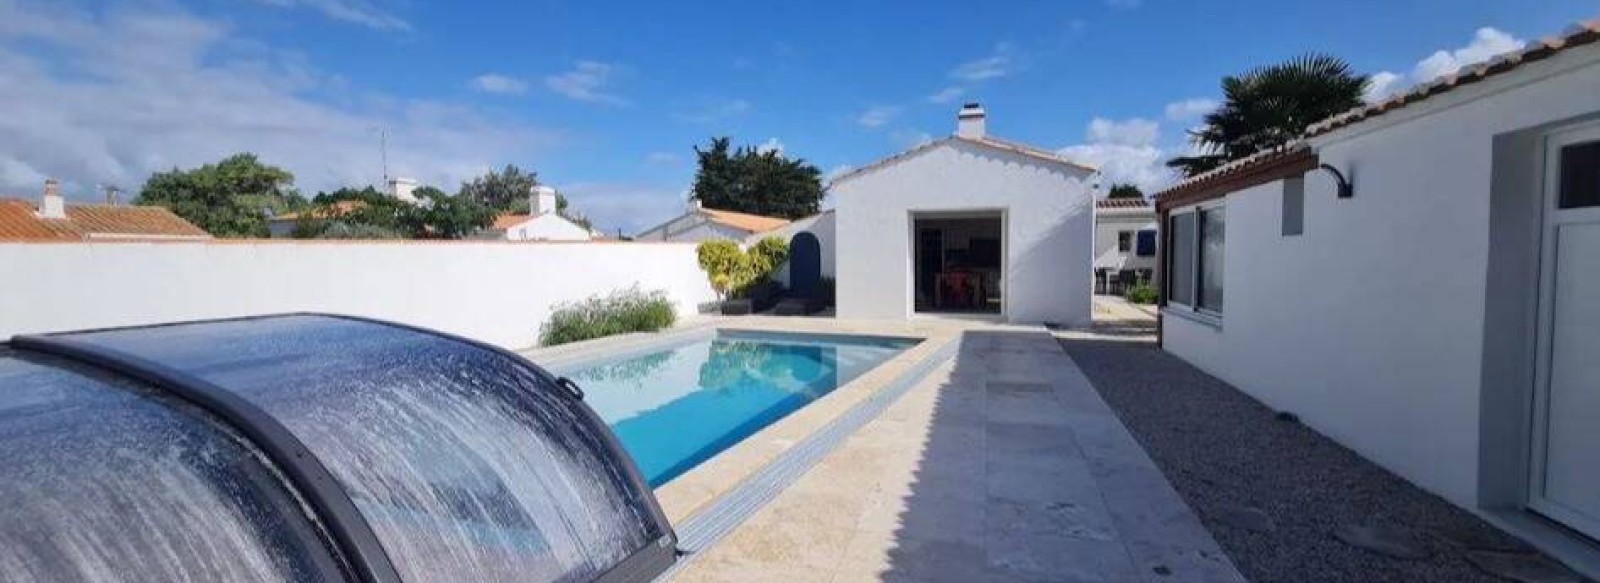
[6, 314, 675, 583]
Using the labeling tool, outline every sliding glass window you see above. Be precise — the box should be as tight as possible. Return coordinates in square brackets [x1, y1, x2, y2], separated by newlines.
[1198, 206, 1225, 313]
[1165, 204, 1224, 316]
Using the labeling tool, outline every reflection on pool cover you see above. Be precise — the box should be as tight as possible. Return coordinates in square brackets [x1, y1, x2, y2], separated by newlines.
[0, 315, 673, 583]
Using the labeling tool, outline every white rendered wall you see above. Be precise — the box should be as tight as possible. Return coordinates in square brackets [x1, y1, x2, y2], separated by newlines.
[833, 141, 1094, 324]
[636, 214, 749, 243]
[0, 241, 716, 350]
[1161, 50, 1600, 507]
[750, 211, 836, 286]
[506, 214, 593, 241]
[1093, 210, 1158, 272]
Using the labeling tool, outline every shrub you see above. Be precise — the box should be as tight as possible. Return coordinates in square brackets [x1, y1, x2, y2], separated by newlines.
[1125, 283, 1159, 305]
[694, 237, 789, 300]
[540, 286, 676, 346]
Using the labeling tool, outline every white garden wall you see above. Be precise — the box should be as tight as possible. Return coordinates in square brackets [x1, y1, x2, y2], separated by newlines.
[1161, 48, 1600, 508]
[0, 241, 717, 350]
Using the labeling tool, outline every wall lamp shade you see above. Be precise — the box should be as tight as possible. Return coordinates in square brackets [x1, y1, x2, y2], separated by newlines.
[1317, 164, 1354, 198]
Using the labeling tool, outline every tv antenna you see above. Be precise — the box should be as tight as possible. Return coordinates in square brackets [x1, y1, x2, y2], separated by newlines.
[370, 126, 390, 186]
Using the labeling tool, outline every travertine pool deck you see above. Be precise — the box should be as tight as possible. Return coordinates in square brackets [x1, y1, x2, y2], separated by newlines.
[667, 326, 1244, 582]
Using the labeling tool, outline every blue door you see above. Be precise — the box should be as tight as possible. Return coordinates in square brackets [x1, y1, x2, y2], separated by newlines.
[789, 232, 822, 295]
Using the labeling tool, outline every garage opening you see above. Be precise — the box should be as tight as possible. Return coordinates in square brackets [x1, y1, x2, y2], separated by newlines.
[912, 212, 1003, 315]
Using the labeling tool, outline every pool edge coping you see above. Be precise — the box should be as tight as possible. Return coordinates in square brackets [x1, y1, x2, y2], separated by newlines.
[518, 318, 960, 525]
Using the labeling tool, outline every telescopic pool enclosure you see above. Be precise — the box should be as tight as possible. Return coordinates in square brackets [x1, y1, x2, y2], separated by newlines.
[0, 314, 676, 583]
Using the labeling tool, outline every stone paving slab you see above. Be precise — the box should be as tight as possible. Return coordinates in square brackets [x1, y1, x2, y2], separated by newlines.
[669, 328, 1243, 583]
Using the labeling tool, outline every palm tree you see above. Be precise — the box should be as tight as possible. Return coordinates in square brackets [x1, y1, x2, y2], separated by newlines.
[1168, 54, 1369, 177]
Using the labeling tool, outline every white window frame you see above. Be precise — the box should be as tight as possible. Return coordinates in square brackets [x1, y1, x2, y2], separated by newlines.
[1164, 200, 1225, 326]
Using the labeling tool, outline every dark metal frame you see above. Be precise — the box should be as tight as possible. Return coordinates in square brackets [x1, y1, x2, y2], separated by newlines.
[6, 312, 678, 583]
[9, 333, 403, 583]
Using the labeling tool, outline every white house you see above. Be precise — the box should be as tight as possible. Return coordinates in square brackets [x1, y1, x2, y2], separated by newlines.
[831, 103, 1097, 324]
[497, 186, 595, 242]
[634, 201, 790, 242]
[1092, 198, 1157, 294]
[1154, 20, 1600, 574]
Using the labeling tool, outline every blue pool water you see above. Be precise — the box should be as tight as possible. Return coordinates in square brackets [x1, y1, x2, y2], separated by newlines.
[565, 331, 916, 486]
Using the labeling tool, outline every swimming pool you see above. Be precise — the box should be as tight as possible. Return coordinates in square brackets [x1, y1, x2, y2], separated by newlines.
[563, 331, 917, 486]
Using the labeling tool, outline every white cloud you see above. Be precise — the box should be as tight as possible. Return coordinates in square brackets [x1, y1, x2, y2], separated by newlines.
[1163, 98, 1217, 121]
[0, 2, 557, 200]
[673, 99, 752, 123]
[1363, 71, 1404, 102]
[950, 43, 1023, 82]
[470, 73, 528, 95]
[544, 60, 628, 106]
[927, 86, 965, 104]
[1086, 117, 1159, 147]
[254, 0, 410, 31]
[560, 182, 687, 234]
[1415, 27, 1522, 81]
[756, 138, 785, 155]
[891, 129, 935, 149]
[1058, 117, 1178, 193]
[1366, 27, 1524, 102]
[642, 151, 680, 166]
[856, 105, 902, 128]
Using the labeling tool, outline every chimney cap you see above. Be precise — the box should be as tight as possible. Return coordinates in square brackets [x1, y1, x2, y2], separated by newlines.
[958, 102, 985, 117]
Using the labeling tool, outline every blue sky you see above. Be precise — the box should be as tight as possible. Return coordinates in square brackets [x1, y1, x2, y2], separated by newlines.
[0, 0, 1591, 232]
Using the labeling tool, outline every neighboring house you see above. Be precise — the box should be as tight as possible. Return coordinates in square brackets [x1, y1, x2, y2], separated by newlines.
[1093, 198, 1157, 294]
[0, 180, 211, 241]
[747, 209, 835, 288]
[1153, 20, 1600, 569]
[635, 202, 790, 243]
[267, 177, 421, 238]
[269, 200, 362, 238]
[496, 186, 595, 242]
[831, 103, 1096, 324]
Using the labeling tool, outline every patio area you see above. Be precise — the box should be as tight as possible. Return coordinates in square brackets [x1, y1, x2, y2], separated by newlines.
[659, 305, 1589, 583]
[666, 322, 1241, 582]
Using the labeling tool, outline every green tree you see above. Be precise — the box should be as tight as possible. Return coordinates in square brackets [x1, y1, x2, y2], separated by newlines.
[134, 153, 302, 237]
[409, 186, 495, 239]
[1168, 54, 1368, 177]
[459, 164, 538, 211]
[690, 137, 823, 219]
[295, 184, 493, 239]
[1107, 184, 1144, 199]
[459, 164, 595, 230]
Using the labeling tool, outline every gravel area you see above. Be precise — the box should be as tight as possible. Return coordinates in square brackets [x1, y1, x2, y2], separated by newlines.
[1056, 333, 1574, 583]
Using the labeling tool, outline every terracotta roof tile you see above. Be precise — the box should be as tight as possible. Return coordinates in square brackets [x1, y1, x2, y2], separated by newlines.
[272, 200, 363, 221]
[1152, 143, 1318, 208]
[492, 213, 531, 230]
[1305, 18, 1600, 138]
[701, 208, 790, 233]
[1095, 198, 1151, 209]
[0, 199, 211, 241]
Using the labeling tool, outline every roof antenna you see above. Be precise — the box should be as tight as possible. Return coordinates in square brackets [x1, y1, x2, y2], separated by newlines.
[369, 126, 390, 187]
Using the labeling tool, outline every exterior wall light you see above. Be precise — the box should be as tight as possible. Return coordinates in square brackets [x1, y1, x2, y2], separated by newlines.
[1317, 164, 1354, 198]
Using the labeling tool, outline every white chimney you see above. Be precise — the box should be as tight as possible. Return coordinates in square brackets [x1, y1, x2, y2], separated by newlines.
[38, 179, 66, 219]
[388, 177, 420, 204]
[957, 102, 986, 139]
[688, 198, 703, 213]
[531, 185, 558, 215]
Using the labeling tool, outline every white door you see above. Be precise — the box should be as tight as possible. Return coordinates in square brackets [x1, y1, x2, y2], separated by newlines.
[1530, 123, 1600, 539]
